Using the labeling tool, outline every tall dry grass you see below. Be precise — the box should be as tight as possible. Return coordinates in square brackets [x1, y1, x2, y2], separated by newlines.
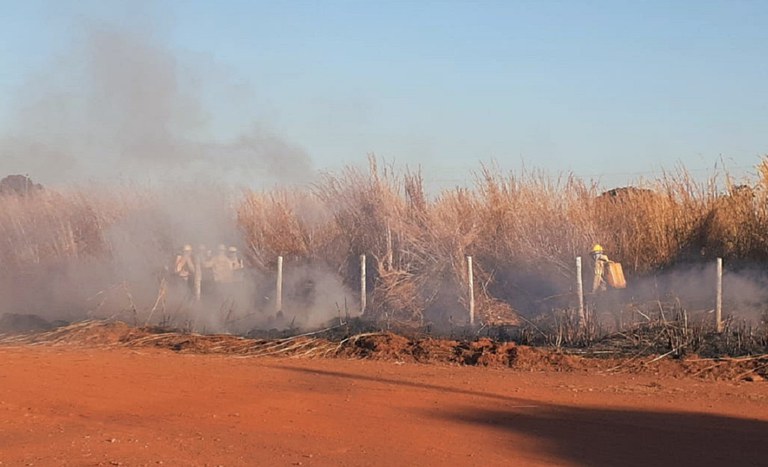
[3, 157, 768, 326]
[0, 186, 159, 275]
[0, 191, 106, 272]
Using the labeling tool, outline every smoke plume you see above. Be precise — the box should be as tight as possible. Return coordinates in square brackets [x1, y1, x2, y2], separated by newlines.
[1, 21, 313, 185]
[0, 18, 357, 334]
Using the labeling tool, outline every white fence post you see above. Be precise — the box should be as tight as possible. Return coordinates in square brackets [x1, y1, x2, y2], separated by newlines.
[716, 257, 723, 333]
[276, 256, 283, 313]
[467, 255, 475, 325]
[576, 256, 585, 325]
[360, 254, 367, 314]
[194, 254, 202, 302]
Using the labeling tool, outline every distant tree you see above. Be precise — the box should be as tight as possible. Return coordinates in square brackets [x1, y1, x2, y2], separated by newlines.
[0, 175, 44, 196]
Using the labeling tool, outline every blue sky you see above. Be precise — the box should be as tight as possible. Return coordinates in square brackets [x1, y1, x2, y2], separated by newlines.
[1, 0, 767, 188]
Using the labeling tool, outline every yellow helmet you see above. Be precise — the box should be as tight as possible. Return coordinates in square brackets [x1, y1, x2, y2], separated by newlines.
[591, 244, 604, 254]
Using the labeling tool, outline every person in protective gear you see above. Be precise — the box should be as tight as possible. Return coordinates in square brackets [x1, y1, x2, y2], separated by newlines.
[175, 244, 196, 282]
[175, 244, 197, 298]
[590, 244, 610, 293]
[208, 244, 234, 284]
[227, 246, 244, 282]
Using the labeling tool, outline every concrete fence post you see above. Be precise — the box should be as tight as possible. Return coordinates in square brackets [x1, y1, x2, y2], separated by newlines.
[716, 257, 723, 333]
[576, 256, 585, 325]
[360, 254, 367, 315]
[467, 255, 475, 325]
[276, 256, 283, 313]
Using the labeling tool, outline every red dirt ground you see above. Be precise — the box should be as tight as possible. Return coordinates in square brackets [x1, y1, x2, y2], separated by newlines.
[1, 345, 767, 466]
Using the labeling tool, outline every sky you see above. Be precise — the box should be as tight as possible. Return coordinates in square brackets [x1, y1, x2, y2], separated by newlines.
[1, 0, 767, 190]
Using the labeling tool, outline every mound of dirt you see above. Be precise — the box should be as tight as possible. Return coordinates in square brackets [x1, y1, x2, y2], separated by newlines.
[1, 321, 766, 381]
[342, 334, 520, 367]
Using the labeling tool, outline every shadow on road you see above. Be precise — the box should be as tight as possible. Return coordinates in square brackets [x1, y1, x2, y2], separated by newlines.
[425, 405, 768, 467]
[270, 365, 530, 403]
[274, 365, 768, 466]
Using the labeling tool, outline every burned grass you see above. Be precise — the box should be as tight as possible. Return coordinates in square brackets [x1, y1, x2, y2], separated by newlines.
[1, 319, 766, 382]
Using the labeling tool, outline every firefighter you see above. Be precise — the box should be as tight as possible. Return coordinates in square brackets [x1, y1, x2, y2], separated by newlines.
[208, 244, 234, 284]
[227, 246, 244, 282]
[590, 244, 611, 293]
[175, 244, 196, 297]
[175, 244, 195, 282]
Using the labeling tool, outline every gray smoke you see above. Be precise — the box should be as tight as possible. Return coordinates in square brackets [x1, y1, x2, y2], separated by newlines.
[626, 264, 768, 322]
[0, 183, 357, 333]
[0, 21, 313, 185]
[0, 18, 357, 334]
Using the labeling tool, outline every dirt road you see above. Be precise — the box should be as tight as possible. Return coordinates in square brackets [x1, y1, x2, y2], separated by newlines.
[1, 346, 767, 466]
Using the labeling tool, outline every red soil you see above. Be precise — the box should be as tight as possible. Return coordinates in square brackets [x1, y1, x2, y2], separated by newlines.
[1, 344, 767, 466]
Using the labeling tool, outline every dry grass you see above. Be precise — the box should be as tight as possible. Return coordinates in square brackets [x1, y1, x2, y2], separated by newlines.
[3, 157, 768, 330]
[0, 187, 155, 275]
